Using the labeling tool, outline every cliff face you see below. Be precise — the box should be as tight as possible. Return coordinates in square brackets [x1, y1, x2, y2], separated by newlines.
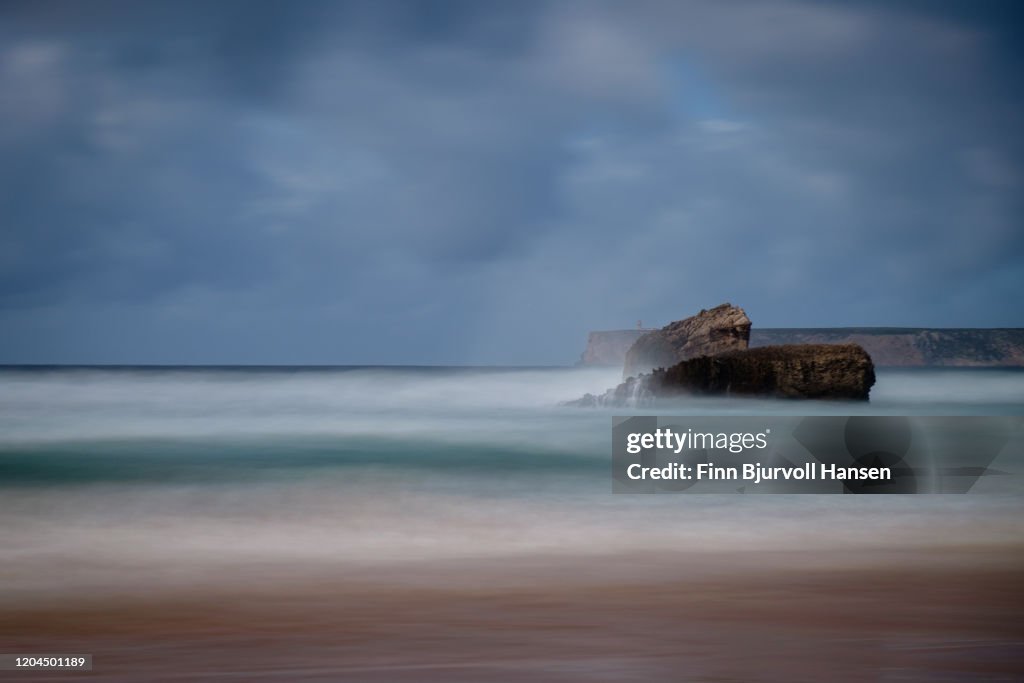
[623, 303, 751, 378]
[579, 327, 1024, 368]
[579, 330, 647, 366]
[750, 328, 1024, 367]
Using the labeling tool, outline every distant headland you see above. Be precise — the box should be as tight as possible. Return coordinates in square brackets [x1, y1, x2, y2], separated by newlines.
[581, 326, 1024, 367]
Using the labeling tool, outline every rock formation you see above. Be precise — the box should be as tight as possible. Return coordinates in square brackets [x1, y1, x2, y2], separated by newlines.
[650, 344, 875, 400]
[566, 343, 875, 406]
[622, 303, 751, 378]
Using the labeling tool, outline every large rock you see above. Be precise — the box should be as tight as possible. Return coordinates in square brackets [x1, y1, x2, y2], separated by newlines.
[623, 303, 751, 378]
[651, 343, 875, 400]
[566, 343, 875, 406]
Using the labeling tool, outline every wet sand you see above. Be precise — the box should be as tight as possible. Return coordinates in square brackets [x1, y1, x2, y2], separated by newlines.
[3, 546, 1022, 682]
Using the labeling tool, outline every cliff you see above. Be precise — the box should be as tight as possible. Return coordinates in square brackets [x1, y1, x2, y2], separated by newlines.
[580, 327, 1024, 368]
[579, 329, 649, 366]
[750, 328, 1024, 367]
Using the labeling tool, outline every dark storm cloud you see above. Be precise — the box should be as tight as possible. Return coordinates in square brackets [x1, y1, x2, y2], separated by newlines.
[0, 0, 1021, 363]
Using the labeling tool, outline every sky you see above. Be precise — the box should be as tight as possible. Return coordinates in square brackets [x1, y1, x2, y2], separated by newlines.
[0, 0, 1022, 364]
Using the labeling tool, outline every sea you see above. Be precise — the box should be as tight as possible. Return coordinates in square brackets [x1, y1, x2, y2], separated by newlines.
[1, 365, 1022, 602]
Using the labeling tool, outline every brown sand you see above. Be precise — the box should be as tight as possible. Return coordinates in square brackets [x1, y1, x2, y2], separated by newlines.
[2, 546, 1022, 682]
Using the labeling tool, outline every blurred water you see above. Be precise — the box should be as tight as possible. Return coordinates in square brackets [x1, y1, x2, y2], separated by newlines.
[0, 366, 1021, 599]
[3, 365, 1021, 443]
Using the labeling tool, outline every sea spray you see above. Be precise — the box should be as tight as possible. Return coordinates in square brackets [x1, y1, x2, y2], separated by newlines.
[626, 374, 652, 408]
[562, 372, 654, 408]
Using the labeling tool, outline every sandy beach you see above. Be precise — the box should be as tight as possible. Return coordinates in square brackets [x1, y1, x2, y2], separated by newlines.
[3, 544, 1022, 682]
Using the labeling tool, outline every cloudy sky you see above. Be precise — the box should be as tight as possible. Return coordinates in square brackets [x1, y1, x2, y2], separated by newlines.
[1, 0, 1021, 364]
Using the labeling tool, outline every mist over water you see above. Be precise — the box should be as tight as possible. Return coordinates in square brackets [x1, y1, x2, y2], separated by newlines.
[0, 366, 620, 446]
[0, 366, 1022, 601]
[3, 366, 1021, 444]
